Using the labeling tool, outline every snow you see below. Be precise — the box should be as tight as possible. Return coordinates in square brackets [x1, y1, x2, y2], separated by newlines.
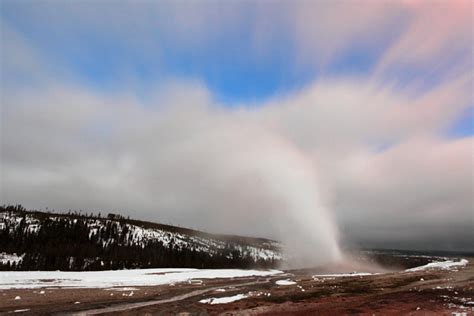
[104, 287, 138, 291]
[0, 268, 282, 289]
[405, 259, 468, 272]
[0, 253, 23, 265]
[199, 293, 248, 304]
[275, 279, 297, 285]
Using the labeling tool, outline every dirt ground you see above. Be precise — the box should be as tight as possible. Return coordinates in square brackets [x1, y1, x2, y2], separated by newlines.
[1, 259, 473, 315]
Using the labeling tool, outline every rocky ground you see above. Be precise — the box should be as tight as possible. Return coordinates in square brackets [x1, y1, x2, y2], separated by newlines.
[1, 258, 473, 315]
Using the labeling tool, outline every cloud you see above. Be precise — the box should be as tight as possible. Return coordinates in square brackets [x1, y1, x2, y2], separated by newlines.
[333, 136, 473, 250]
[374, 0, 473, 77]
[252, 2, 405, 69]
[2, 74, 473, 257]
[1, 1, 473, 263]
[2, 1, 471, 93]
[2, 82, 343, 265]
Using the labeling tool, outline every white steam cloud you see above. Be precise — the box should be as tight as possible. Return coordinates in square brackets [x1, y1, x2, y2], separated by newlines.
[3, 76, 472, 264]
[2, 82, 344, 266]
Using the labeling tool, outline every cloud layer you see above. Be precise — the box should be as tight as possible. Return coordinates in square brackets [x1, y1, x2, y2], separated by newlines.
[1, 1, 473, 262]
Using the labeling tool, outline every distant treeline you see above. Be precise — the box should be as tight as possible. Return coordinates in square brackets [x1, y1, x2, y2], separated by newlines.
[0, 204, 281, 271]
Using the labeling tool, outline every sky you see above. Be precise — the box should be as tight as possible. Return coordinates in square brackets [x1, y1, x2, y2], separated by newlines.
[1, 0, 473, 259]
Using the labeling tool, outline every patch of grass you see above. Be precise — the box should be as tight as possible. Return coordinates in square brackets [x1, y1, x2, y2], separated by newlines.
[334, 279, 377, 295]
[384, 276, 427, 288]
[265, 288, 334, 304]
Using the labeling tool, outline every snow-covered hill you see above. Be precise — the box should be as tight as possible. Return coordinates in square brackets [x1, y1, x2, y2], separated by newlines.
[0, 205, 282, 270]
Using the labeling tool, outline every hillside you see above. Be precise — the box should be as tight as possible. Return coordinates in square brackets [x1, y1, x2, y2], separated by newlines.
[0, 205, 282, 271]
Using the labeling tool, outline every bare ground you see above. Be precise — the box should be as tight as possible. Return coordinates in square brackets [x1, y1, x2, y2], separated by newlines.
[1, 260, 473, 315]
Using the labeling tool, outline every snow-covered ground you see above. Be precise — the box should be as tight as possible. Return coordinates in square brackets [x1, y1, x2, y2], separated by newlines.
[405, 259, 468, 272]
[308, 259, 469, 279]
[0, 268, 282, 289]
[199, 293, 248, 304]
[275, 279, 297, 285]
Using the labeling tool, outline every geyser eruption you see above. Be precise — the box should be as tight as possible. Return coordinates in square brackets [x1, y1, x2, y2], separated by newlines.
[223, 133, 343, 267]
[134, 108, 342, 267]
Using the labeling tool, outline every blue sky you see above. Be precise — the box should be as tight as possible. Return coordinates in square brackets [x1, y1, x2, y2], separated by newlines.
[2, 1, 471, 130]
[0, 3, 385, 103]
[1, 1, 308, 103]
[447, 107, 474, 138]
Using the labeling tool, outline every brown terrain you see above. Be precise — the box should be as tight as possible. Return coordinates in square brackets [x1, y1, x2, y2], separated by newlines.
[1, 258, 473, 316]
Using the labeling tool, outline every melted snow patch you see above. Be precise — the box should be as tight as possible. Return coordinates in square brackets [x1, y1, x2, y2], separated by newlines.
[199, 293, 247, 304]
[406, 259, 468, 272]
[104, 287, 138, 291]
[275, 279, 297, 285]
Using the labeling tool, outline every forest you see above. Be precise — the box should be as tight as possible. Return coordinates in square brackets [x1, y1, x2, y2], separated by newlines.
[0, 205, 281, 271]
